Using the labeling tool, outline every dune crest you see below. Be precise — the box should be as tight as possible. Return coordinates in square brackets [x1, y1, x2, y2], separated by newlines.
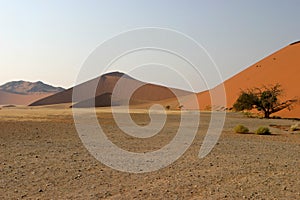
[30, 72, 191, 107]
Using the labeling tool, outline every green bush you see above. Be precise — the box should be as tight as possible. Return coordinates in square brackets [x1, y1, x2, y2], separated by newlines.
[290, 124, 299, 131]
[255, 126, 271, 135]
[234, 125, 249, 134]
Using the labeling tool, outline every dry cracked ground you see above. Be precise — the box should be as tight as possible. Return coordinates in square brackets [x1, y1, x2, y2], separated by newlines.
[0, 107, 299, 199]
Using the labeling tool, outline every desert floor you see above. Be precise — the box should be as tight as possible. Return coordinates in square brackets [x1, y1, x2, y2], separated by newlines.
[0, 106, 299, 199]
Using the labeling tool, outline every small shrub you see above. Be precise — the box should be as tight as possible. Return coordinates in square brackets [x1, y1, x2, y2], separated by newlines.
[234, 125, 249, 134]
[256, 126, 271, 135]
[204, 105, 212, 111]
[243, 112, 253, 118]
[290, 124, 299, 131]
[165, 105, 171, 110]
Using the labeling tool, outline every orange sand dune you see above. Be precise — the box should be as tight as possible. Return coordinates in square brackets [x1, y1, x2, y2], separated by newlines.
[31, 42, 300, 118]
[31, 72, 191, 107]
[0, 90, 54, 106]
[181, 42, 300, 118]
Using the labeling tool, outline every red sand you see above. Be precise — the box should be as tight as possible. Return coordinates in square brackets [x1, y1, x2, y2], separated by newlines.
[0, 90, 54, 106]
[182, 42, 300, 118]
[30, 42, 300, 118]
[30, 72, 191, 107]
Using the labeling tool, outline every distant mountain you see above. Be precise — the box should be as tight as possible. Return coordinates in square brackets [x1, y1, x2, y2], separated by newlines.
[0, 80, 65, 95]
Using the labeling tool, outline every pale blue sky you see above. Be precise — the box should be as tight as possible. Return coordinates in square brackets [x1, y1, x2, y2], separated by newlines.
[0, 0, 299, 91]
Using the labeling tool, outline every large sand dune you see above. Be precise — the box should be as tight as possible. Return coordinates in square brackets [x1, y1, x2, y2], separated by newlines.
[0, 90, 54, 106]
[31, 72, 191, 107]
[180, 42, 300, 118]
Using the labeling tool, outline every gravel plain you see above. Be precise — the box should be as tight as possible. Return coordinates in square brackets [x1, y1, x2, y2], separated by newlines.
[0, 107, 299, 199]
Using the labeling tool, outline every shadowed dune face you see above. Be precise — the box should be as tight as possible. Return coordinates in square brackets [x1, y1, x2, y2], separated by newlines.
[181, 42, 300, 118]
[0, 90, 54, 106]
[31, 72, 192, 107]
[72, 93, 113, 107]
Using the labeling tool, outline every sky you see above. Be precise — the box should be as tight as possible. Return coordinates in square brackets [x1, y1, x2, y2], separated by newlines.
[0, 0, 300, 91]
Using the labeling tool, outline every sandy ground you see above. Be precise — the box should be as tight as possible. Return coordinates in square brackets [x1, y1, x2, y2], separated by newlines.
[0, 106, 299, 199]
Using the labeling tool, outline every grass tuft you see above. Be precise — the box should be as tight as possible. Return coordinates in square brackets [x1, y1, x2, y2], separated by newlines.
[234, 124, 249, 134]
[256, 126, 271, 135]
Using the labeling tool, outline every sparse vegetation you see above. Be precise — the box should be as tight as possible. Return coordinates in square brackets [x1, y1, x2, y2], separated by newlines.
[165, 105, 171, 110]
[255, 126, 271, 135]
[233, 84, 298, 118]
[290, 124, 300, 131]
[1, 108, 300, 199]
[204, 105, 212, 111]
[243, 111, 257, 118]
[234, 124, 249, 134]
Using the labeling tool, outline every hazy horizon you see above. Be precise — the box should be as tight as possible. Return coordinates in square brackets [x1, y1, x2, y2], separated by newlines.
[1, 0, 300, 91]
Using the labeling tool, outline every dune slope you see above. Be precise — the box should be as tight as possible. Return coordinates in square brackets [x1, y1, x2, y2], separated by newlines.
[0, 90, 54, 106]
[30, 72, 191, 107]
[181, 42, 300, 118]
